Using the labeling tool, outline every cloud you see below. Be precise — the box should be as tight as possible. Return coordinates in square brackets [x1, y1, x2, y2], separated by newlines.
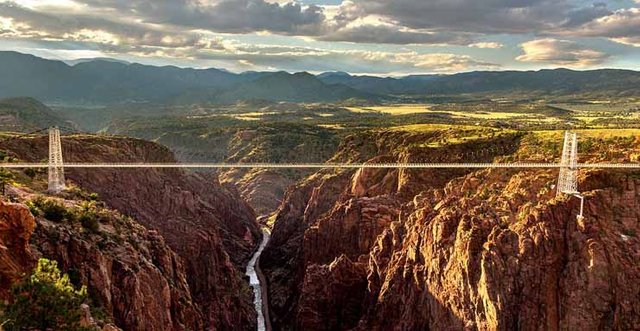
[343, 0, 575, 34]
[75, 0, 326, 35]
[561, 2, 612, 28]
[390, 52, 499, 72]
[0, 0, 637, 72]
[469, 42, 504, 49]
[113, 42, 500, 74]
[565, 8, 640, 47]
[0, 0, 482, 46]
[516, 38, 609, 67]
[0, 2, 228, 50]
[610, 37, 640, 47]
[319, 24, 472, 45]
[2, 0, 638, 47]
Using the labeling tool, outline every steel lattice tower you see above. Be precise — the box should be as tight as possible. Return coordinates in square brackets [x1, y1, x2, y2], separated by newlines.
[48, 126, 65, 193]
[556, 131, 585, 220]
[557, 131, 578, 195]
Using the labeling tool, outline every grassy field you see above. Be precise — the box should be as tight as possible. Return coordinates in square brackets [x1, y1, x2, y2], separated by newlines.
[533, 128, 640, 140]
[346, 104, 433, 115]
[346, 103, 567, 125]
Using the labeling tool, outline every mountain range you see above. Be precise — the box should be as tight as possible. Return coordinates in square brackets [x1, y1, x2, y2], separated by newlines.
[1, 51, 640, 105]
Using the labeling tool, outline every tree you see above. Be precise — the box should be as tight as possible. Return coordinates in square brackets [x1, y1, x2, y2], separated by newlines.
[1, 258, 91, 331]
[0, 169, 14, 195]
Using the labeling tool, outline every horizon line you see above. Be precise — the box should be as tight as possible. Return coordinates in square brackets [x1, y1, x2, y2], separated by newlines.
[2, 50, 639, 78]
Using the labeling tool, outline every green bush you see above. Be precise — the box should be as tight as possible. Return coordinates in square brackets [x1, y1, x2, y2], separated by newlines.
[75, 201, 102, 233]
[88, 193, 99, 201]
[1, 258, 91, 331]
[25, 200, 41, 217]
[79, 213, 100, 233]
[29, 198, 77, 222]
[40, 199, 69, 222]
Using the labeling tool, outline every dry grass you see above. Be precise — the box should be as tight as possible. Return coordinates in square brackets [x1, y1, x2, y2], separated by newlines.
[346, 104, 432, 115]
[533, 128, 640, 141]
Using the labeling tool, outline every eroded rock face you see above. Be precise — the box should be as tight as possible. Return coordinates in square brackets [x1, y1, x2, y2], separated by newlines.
[356, 171, 640, 331]
[1, 136, 262, 330]
[0, 201, 36, 300]
[32, 212, 203, 330]
[261, 131, 640, 330]
[0, 197, 200, 330]
[221, 168, 293, 216]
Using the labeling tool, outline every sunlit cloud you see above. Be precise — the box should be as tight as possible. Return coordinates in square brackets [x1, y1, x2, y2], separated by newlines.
[565, 8, 640, 47]
[516, 38, 609, 67]
[469, 42, 504, 49]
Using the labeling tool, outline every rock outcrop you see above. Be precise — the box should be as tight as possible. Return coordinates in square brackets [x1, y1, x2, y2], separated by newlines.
[31, 201, 203, 330]
[0, 201, 36, 300]
[0, 196, 200, 330]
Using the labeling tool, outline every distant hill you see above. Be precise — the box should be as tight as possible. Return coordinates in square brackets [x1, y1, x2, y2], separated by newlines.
[0, 51, 243, 105]
[423, 69, 640, 97]
[1, 51, 640, 105]
[317, 72, 442, 95]
[0, 52, 370, 105]
[319, 69, 640, 98]
[213, 72, 375, 103]
[0, 97, 69, 132]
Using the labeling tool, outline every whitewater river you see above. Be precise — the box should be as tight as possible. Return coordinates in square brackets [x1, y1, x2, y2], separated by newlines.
[245, 228, 271, 331]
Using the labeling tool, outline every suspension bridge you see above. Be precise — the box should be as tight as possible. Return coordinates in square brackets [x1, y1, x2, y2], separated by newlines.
[1, 127, 638, 219]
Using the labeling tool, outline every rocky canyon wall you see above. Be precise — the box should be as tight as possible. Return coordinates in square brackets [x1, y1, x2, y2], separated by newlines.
[261, 130, 640, 330]
[1, 135, 262, 330]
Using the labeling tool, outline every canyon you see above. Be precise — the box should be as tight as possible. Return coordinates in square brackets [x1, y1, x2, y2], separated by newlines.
[1, 127, 640, 330]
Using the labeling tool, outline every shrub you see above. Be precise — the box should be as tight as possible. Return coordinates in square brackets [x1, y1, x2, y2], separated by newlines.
[88, 193, 99, 201]
[79, 213, 100, 233]
[25, 200, 41, 217]
[1, 258, 90, 331]
[29, 198, 78, 222]
[23, 168, 37, 179]
[39, 199, 69, 222]
[75, 201, 101, 233]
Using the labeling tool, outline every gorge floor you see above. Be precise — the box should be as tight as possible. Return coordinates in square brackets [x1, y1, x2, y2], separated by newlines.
[246, 227, 272, 331]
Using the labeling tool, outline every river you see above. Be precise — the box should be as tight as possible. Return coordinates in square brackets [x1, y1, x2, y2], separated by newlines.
[245, 228, 271, 331]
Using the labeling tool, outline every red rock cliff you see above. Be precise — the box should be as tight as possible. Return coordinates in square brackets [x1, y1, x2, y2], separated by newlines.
[261, 130, 640, 330]
[0, 201, 36, 300]
[1, 135, 262, 330]
[0, 196, 202, 330]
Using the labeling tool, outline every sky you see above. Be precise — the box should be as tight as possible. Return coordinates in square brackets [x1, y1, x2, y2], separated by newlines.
[0, 0, 639, 75]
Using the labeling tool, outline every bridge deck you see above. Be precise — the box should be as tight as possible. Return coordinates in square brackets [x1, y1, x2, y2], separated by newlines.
[1, 162, 640, 169]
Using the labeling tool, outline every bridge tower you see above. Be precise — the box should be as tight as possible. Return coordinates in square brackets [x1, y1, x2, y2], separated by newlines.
[556, 131, 584, 220]
[48, 126, 66, 193]
[557, 131, 578, 195]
